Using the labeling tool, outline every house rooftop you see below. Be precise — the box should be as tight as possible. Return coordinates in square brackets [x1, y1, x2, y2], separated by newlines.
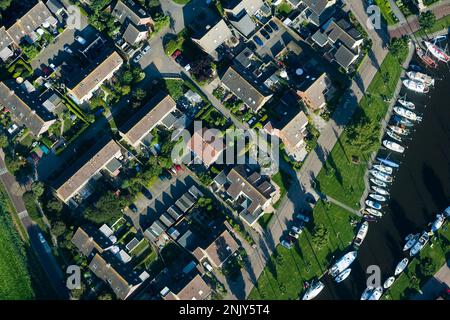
[191, 10, 232, 55]
[120, 93, 176, 147]
[188, 127, 225, 167]
[334, 45, 358, 69]
[0, 81, 55, 136]
[71, 225, 113, 257]
[204, 230, 239, 268]
[229, 12, 256, 38]
[54, 138, 122, 202]
[112, 0, 150, 25]
[175, 274, 212, 300]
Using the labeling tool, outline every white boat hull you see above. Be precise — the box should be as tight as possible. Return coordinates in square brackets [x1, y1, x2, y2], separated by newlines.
[383, 277, 395, 289]
[330, 251, 358, 277]
[334, 268, 352, 283]
[302, 281, 325, 300]
[394, 258, 409, 276]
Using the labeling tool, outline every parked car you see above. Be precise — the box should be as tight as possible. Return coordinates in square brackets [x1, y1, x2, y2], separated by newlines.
[289, 225, 304, 239]
[253, 35, 264, 46]
[264, 24, 273, 34]
[38, 232, 46, 244]
[141, 187, 153, 200]
[75, 35, 86, 45]
[133, 53, 143, 63]
[281, 238, 293, 249]
[296, 212, 310, 223]
[129, 204, 138, 213]
[171, 50, 191, 71]
[63, 45, 73, 54]
[269, 20, 279, 31]
[142, 44, 151, 54]
[260, 29, 270, 40]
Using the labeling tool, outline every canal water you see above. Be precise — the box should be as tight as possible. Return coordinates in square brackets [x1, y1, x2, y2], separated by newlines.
[319, 57, 450, 299]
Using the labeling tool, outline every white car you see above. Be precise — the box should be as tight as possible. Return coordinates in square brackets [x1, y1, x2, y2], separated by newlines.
[142, 44, 151, 54]
[296, 213, 310, 223]
[133, 53, 143, 63]
[63, 45, 73, 54]
[289, 226, 303, 239]
[281, 239, 293, 249]
[75, 35, 86, 45]
[38, 232, 46, 244]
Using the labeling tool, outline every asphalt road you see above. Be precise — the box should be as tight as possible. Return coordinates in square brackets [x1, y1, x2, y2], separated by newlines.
[0, 150, 69, 299]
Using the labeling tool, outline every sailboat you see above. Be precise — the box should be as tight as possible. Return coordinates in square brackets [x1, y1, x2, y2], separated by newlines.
[406, 71, 435, 86]
[353, 221, 369, 248]
[334, 268, 352, 283]
[388, 125, 410, 135]
[393, 107, 419, 121]
[366, 199, 382, 210]
[370, 178, 388, 187]
[392, 115, 414, 127]
[416, 46, 438, 68]
[394, 258, 409, 276]
[383, 276, 395, 289]
[369, 193, 387, 202]
[376, 157, 400, 168]
[366, 208, 383, 217]
[368, 286, 383, 300]
[386, 130, 402, 142]
[302, 280, 325, 300]
[370, 169, 393, 183]
[403, 79, 430, 93]
[371, 186, 389, 196]
[330, 251, 358, 277]
[403, 233, 419, 251]
[424, 41, 450, 63]
[398, 99, 415, 110]
[361, 286, 374, 300]
[383, 140, 405, 154]
[410, 231, 430, 256]
[373, 164, 393, 175]
[431, 214, 445, 233]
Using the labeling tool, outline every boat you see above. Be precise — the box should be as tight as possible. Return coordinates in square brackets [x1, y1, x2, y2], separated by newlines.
[393, 106, 418, 121]
[403, 233, 420, 251]
[403, 79, 430, 93]
[377, 157, 400, 168]
[431, 214, 445, 233]
[366, 199, 382, 210]
[372, 186, 389, 196]
[410, 231, 430, 256]
[360, 286, 374, 300]
[416, 46, 438, 68]
[302, 280, 325, 300]
[368, 286, 383, 300]
[424, 41, 450, 63]
[353, 221, 369, 248]
[370, 169, 393, 183]
[330, 251, 358, 277]
[386, 130, 402, 142]
[394, 258, 409, 276]
[406, 71, 435, 86]
[366, 208, 383, 218]
[409, 64, 422, 72]
[392, 115, 414, 127]
[364, 214, 378, 222]
[388, 125, 410, 135]
[444, 206, 450, 218]
[383, 140, 405, 154]
[370, 178, 388, 188]
[398, 99, 415, 110]
[369, 193, 387, 202]
[383, 276, 395, 289]
[373, 164, 393, 175]
[433, 35, 447, 43]
[334, 268, 352, 283]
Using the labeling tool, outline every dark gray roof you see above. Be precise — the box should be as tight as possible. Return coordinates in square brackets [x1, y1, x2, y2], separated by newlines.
[235, 47, 254, 68]
[175, 193, 196, 213]
[105, 157, 122, 173]
[122, 23, 146, 45]
[161, 112, 178, 129]
[46, 0, 64, 15]
[167, 205, 183, 221]
[177, 230, 197, 251]
[125, 237, 140, 252]
[71, 225, 113, 257]
[334, 45, 358, 69]
[113, 0, 150, 25]
[188, 185, 204, 200]
[229, 12, 256, 38]
[159, 212, 175, 228]
[311, 30, 329, 47]
[149, 220, 166, 236]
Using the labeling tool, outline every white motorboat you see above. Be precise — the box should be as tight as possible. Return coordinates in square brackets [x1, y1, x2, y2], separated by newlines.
[373, 164, 393, 175]
[383, 276, 395, 289]
[424, 41, 450, 63]
[302, 280, 325, 300]
[334, 268, 352, 283]
[406, 71, 435, 86]
[369, 193, 387, 202]
[361, 286, 374, 300]
[393, 106, 418, 121]
[403, 233, 419, 251]
[366, 208, 383, 217]
[370, 169, 393, 183]
[403, 79, 430, 93]
[431, 214, 445, 233]
[365, 199, 382, 210]
[394, 258, 409, 276]
[386, 130, 402, 142]
[330, 251, 358, 277]
[410, 231, 430, 256]
[388, 125, 409, 136]
[398, 99, 415, 110]
[444, 206, 450, 218]
[383, 140, 405, 154]
[370, 178, 388, 188]
[353, 221, 369, 248]
[368, 286, 383, 300]
[371, 186, 389, 196]
[393, 115, 414, 127]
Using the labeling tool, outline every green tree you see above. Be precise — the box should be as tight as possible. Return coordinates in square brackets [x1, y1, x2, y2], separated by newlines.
[196, 197, 213, 211]
[419, 257, 435, 277]
[51, 221, 67, 238]
[388, 37, 408, 58]
[84, 193, 127, 225]
[132, 88, 146, 101]
[311, 224, 329, 249]
[0, 134, 8, 148]
[419, 11, 436, 30]
[31, 182, 45, 199]
[47, 199, 63, 214]
[122, 70, 133, 84]
[0, 0, 13, 10]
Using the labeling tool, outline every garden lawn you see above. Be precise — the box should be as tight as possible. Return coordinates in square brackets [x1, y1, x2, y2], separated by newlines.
[415, 14, 450, 36]
[384, 225, 450, 300]
[248, 201, 356, 299]
[272, 170, 292, 209]
[258, 213, 274, 229]
[374, 0, 396, 25]
[316, 51, 407, 209]
[0, 188, 34, 299]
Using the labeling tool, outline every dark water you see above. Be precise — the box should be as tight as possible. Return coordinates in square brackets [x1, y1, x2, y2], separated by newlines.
[320, 60, 450, 300]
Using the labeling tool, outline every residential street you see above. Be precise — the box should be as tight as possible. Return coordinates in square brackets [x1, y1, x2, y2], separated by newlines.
[0, 150, 69, 299]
